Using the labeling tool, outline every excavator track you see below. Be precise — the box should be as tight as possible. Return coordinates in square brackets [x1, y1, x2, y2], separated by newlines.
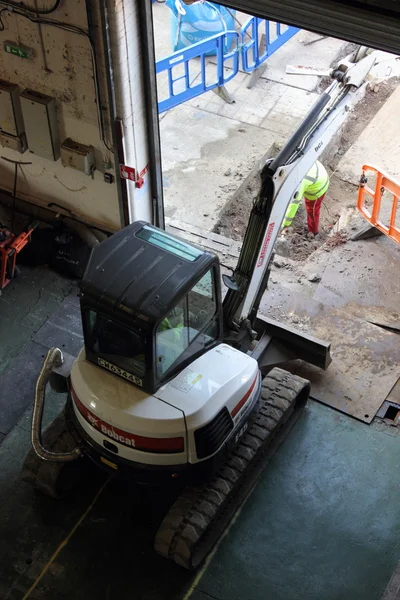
[154, 367, 310, 570]
[21, 410, 85, 499]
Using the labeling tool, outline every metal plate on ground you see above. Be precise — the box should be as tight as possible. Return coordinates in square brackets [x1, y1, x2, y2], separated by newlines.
[386, 379, 400, 406]
[313, 236, 400, 313]
[340, 302, 400, 332]
[261, 286, 400, 423]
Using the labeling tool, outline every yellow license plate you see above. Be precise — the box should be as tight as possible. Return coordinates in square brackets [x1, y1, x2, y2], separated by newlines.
[101, 456, 118, 470]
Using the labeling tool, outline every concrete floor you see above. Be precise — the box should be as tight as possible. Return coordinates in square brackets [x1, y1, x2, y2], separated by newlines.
[338, 85, 400, 184]
[1, 265, 400, 599]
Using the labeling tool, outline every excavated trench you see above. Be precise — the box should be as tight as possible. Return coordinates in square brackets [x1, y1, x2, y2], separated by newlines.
[214, 78, 399, 265]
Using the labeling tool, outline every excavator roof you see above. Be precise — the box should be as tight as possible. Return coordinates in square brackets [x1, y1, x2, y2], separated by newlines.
[80, 221, 217, 323]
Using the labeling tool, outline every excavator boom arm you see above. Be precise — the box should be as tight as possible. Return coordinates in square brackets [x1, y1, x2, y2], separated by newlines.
[222, 51, 375, 340]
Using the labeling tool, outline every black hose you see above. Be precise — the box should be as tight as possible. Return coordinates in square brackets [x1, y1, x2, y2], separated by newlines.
[1, 156, 32, 232]
[266, 92, 333, 176]
[137, 0, 165, 228]
[63, 217, 100, 248]
[11, 162, 17, 234]
[0, 0, 61, 14]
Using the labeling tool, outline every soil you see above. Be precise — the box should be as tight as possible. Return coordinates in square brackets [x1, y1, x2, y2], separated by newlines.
[214, 168, 357, 262]
[214, 76, 400, 262]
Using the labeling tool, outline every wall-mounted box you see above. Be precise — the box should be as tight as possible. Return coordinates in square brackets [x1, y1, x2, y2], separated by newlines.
[20, 89, 60, 161]
[0, 131, 27, 153]
[0, 81, 25, 136]
[60, 138, 95, 176]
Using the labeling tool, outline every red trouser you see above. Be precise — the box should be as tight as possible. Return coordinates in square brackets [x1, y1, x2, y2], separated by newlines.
[305, 194, 325, 234]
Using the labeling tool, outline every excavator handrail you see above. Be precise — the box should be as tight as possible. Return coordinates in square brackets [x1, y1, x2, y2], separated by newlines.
[358, 164, 400, 244]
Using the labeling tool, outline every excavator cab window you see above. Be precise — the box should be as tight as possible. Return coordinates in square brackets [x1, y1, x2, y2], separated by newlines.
[84, 310, 147, 378]
[156, 268, 219, 379]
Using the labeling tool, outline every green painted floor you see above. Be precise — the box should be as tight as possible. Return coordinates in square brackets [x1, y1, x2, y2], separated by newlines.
[0, 266, 400, 600]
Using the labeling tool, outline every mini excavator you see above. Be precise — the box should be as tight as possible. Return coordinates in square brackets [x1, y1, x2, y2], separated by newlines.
[22, 48, 375, 570]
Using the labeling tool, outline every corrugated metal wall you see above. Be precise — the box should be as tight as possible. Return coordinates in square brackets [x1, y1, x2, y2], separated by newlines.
[221, 1, 400, 54]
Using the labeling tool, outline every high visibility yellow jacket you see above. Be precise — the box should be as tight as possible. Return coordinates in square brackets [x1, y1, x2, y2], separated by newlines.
[283, 161, 329, 228]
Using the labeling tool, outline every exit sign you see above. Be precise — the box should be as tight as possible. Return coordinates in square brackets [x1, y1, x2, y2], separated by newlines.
[4, 41, 33, 59]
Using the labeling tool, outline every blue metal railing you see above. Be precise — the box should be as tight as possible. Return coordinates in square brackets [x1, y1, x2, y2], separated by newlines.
[156, 18, 299, 113]
[240, 17, 299, 72]
[156, 31, 239, 113]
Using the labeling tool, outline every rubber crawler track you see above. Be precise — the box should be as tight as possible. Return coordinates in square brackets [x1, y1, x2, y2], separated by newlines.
[154, 367, 311, 570]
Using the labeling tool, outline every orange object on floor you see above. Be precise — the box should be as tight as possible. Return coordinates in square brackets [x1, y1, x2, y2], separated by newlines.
[358, 165, 400, 244]
[0, 221, 38, 290]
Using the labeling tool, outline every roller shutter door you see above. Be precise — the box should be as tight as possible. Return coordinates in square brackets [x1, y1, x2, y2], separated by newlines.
[222, 1, 400, 55]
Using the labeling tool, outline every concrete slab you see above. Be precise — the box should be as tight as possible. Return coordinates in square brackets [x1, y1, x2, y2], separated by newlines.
[337, 85, 400, 185]
[189, 75, 318, 131]
[260, 30, 346, 92]
[188, 72, 286, 122]
[366, 50, 400, 83]
[160, 103, 278, 228]
[160, 84, 318, 229]
[0, 267, 77, 440]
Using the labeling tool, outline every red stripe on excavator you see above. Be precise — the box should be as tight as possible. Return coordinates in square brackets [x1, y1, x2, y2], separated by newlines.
[70, 387, 184, 453]
[231, 374, 258, 418]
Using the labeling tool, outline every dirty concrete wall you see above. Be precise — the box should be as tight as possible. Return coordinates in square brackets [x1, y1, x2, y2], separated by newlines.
[0, 0, 121, 231]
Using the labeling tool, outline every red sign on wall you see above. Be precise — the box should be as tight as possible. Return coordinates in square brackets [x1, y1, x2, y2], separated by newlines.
[120, 164, 136, 181]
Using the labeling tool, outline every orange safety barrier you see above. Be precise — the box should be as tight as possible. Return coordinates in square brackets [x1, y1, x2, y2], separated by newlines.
[358, 164, 400, 244]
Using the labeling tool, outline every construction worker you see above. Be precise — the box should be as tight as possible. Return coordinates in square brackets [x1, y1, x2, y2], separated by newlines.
[282, 161, 330, 235]
[159, 308, 184, 341]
